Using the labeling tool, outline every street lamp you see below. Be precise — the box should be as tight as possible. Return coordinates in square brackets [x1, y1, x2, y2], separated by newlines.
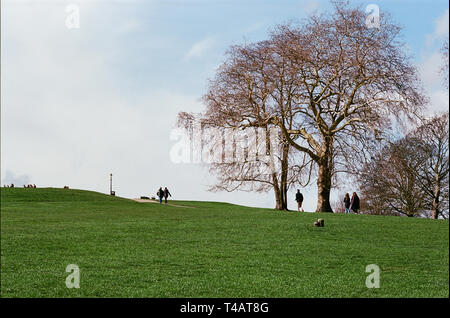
[110, 173, 115, 196]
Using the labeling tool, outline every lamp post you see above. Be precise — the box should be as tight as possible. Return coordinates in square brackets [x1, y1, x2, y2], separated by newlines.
[110, 173, 113, 195]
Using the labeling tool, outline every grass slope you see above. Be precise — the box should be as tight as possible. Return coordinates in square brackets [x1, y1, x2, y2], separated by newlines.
[1, 188, 448, 298]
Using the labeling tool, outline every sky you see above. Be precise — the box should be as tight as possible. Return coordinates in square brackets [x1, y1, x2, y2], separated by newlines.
[1, 0, 449, 211]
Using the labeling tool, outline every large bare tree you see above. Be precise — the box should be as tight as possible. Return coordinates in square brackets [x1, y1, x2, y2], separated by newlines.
[177, 1, 426, 212]
[267, 3, 426, 212]
[177, 40, 312, 210]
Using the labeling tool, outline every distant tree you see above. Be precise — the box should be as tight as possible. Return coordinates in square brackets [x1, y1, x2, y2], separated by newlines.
[360, 137, 428, 217]
[360, 113, 449, 218]
[414, 112, 449, 219]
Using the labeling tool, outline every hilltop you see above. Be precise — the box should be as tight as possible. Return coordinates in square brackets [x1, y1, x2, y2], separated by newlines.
[1, 188, 448, 297]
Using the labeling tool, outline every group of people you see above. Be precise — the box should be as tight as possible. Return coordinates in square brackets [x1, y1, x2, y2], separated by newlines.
[343, 192, 360, 214]
[3, 183, 36, 188]
[156, 187, 172, 204]
[295, 189, 360, 214]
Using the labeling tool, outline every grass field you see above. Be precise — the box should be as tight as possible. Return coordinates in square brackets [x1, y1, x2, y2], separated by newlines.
[1, 188, 448, 298]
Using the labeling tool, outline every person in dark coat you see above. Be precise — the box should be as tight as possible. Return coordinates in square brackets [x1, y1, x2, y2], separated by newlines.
[295, 189, 304, 212]
[163, 187, 172, 204]
[344, 193, 351, 214]
[350, 192, 360, 214]
[157, 187, 164, 204]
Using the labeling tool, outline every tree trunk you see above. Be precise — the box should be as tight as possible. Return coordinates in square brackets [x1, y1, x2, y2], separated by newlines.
[272, 170, 288, 210]
[273, 180, 283, 210]
[280, 142, 289, 210]
[316, 157, 333, 213]
[273, 181, 288, 210]
[431, 173, 441, 219]
[270, 130, 289, 211]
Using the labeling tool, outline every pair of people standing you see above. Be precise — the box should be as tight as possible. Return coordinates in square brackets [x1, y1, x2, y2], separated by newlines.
[157, 187, 172, 204]
[344, 192, 360, 214]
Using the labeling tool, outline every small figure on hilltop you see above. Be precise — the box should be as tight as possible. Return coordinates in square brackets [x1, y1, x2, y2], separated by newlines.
[157, 187, 164, 204]
[350, 192, 360, 214]
[163, 187, 172, 204]
[295, 189, 304, 212]
[344, 193, 351, 214]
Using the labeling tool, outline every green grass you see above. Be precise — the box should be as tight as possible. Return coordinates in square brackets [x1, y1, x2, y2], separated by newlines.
[1, 187, 448, 298]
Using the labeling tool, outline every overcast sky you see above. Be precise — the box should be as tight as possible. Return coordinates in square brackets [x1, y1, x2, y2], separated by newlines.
[1, 0, 449, 211]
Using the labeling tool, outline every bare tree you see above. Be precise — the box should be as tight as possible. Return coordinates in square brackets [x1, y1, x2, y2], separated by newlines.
[176, 1, 426, 212]
[268, 3, 426, 212]
[414, 112, 449, 219]
[177, 41, 311, 210]
[360, 137, 428, 217]
[359, 113, 449, 219]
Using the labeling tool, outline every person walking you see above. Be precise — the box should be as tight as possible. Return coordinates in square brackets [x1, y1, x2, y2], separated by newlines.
[157, 187, 164, 204]
[350, 192, 360, 214]
[295, 189, 304, 212]
[163, 187, 172, 204]
[344, 193, 351, 214]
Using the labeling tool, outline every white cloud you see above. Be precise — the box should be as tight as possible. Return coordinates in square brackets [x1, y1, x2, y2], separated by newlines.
[117, 19, 141, 35]
[1, 3, 186, 193]
[184, 37, 215, 61]
[435, 8, 449, 38]
[426, 8, 449, 47]
[0, 2, 279, 210]
[417, 9, 449, 115]
[243, 22, 264, 34]
[304, 0, 320, 14]
[419, 51, 444, 85]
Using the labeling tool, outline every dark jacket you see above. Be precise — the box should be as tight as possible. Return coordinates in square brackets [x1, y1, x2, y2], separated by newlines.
[295, 192, 303, 202]
[344, 197, 351, 208]
[351, 195, 360, 211]
[164, 189, 171, 198]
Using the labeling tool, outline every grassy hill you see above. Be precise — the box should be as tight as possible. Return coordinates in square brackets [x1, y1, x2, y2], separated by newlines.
[1, 187, 448, 298]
